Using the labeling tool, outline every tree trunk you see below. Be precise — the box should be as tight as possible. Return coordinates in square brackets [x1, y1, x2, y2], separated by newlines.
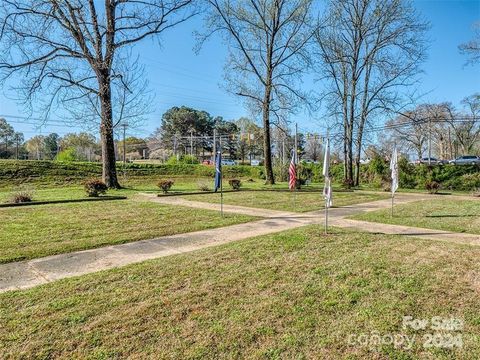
[262, 84, 275, 185]
[344, 122, 354, 185]
[354, 118, 366, 187]
[354, 152, 361, 187]
[345, 137, 353, 184]
[99, 74, 120, 189]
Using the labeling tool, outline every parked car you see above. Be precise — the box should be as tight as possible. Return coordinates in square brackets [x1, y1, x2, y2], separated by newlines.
[250, 159, 261, 166]
[221, 159, 236, 166]
[449, 155, 480, 165]
[202, 159, 213, 165]
[415, 157, 446, 165]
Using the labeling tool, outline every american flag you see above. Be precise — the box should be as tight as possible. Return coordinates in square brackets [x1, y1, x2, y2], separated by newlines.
[288, 150, 296, 191]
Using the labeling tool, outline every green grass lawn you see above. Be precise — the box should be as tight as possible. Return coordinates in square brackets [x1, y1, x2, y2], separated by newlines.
[0, 186, 97, 203]
[0, 198, 256, 263]
[142, 177, 328, 194]
[0, 177, 322, 203]
[185, 190, 389, 212]
[1, 226, 479, 358]
[351, 199, 480, 234]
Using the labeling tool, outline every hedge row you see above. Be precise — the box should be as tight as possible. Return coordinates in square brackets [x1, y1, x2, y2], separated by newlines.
[0, 159, 478, 191]
[0, 160, 262, 186]
[293, 160, 480, 191]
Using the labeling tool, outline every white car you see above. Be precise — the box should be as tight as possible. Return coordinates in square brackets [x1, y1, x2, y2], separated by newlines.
[250, 159, 261, 166]
[221, 159, 236, 166]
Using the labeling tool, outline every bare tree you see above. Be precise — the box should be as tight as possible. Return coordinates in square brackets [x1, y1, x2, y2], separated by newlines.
[446, 94, 480, 155]
[198, 0, 314, 184]
[304, 133, 322, 161]
[0, 0, 194, 187]
[459, 22, 480, 66]
[315, 0, 428, 186]
[386, 110, 427, 159]
[64, 54, 154, 134]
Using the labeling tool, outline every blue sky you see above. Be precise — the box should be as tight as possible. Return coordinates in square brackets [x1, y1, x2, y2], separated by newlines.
[0, 0, 479, 140]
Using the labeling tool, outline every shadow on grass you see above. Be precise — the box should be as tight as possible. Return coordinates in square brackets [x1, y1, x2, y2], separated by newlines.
[0, 196, 127, 208]
[426, 214, 477, 218]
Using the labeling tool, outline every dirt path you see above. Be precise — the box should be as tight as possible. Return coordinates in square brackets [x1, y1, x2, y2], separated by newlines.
[1, 192, 478, 293]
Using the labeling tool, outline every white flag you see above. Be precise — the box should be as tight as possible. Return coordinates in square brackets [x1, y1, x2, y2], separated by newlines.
[390, 146, 399, 195]
[323, 138, 333, 208]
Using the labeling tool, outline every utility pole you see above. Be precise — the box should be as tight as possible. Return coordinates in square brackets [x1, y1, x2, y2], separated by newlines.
[448, 127, 453, 160]
[213, 128, 217, 162]
[294, 123, 298, 163]
[173, 133, 179, 160]
[190, 129, 194, 157]
[121, 123, 128, 165]
[428, 117, 432, 165]
[15, 134, 19, 160]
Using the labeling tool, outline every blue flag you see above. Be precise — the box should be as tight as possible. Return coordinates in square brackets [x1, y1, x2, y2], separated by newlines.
[214, 151, 222, 192]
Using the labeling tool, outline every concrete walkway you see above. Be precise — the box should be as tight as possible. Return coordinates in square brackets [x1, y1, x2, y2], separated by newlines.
[1, 192, 478, 293]
[0, 215, 316, 293]
[333, 218, 480, 247]
[142, 193, 297, 218]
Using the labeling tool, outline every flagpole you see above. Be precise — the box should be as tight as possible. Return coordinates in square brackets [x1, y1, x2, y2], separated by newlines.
[221, 175, 224, 217]
[391, 142, 397, 218]
[391, 192, 394, 218]
[324, 137, 328, 235]
[293, 123, 298, 211]
[323, 130, 331, 235]
[220, 139, 224, 218]
[325, 198, 328, 235]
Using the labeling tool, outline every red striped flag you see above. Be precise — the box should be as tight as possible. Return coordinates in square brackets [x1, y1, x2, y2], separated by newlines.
[288, 150, 296, 191]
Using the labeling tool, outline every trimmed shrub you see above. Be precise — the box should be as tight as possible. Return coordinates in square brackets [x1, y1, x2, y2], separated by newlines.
[369, 156, 388, 176]
[157, 179, 174, 194]
[197, 181, 211, 192]
[55, 148, 77, 162]
[9, 190, 33, 204]
[273, 163, 289, 182]
[381, 178, 391, 192]
[295, 179, 302, 190]
[330, 164, 345, 183]
[425, 180, 440, 194]
[166, 155, 180, 165]
[398, 157, 417, 189]
[297, 163, 313, 185]
[342, 178, 354, 189]
[228, 179, 242, 190]
[84, 178, 108, 197]
[166, 155, 199, 165]
[181, 155, 200, 164]
[458, 173, 480, 191]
